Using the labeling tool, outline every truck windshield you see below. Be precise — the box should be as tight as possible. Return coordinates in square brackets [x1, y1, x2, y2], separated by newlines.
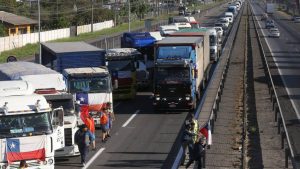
[107, 60, 135, 72]
[209, 35, 217, 46]
[0, 112, 52, 138]
[70, 77, 111, 93]
[155, 67, 190, 84]
[49, 99, 74, 115]
[157, 46, 192, 59]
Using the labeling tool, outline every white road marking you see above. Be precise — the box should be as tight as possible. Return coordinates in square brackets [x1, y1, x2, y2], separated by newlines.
[253, 5, 300, 119]
[83, 148, 105, 169]
[122, 110, 140, 127]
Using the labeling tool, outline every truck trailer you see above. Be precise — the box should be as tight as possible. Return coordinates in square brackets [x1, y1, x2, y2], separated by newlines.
[175, 28, 220, 62]
[153, 36, 208, 111]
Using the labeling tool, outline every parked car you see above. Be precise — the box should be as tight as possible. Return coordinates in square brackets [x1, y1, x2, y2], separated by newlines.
[268, 28, 280, 38]
[265, 19, 275, 29]
[292, 16, 300, 23]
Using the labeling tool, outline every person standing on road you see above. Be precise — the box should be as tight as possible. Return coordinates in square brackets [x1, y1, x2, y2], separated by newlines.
[86, 113, 96, 150]
[100, 108, 109, 142]
[74, 124, 95, 167]
[105, 102, 115, 138]
[185, 135, 206, 169]
[181, 122, 198, 165]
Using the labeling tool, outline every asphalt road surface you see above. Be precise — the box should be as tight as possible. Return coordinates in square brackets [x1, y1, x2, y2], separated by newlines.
[54, 2, 230, 169]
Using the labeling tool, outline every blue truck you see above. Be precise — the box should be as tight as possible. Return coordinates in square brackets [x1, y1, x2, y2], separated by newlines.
[153, 36, 209, 111]
[121, 32, 159, 87]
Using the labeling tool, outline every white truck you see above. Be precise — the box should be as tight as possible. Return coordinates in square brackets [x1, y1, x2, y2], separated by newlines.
[0, 62, 79, 157]
[0, 81, 64, 169]
[266, 3, 275, 14]
[62, 67, 113, 126]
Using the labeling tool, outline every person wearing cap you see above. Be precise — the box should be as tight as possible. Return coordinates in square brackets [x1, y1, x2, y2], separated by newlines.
[74, 124, 95, 167]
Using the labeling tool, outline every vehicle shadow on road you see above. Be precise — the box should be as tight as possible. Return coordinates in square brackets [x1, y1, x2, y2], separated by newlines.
[95, 159, 165, 168]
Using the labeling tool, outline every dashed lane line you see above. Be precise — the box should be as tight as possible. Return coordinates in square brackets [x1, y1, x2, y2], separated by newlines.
[122, 110, 140, 127]
[83, 148, 105, 169]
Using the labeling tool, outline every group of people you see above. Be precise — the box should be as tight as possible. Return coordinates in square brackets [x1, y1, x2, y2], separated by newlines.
[75, 102, 115, 167]
[182, 114, 206, 169]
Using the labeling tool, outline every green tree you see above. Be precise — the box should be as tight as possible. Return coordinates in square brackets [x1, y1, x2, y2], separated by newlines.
[0, 23, 7, 37]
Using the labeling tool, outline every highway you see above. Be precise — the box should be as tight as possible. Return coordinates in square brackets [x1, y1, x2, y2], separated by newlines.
[250, 1, 300, 167]
[54, 2, 231, 169]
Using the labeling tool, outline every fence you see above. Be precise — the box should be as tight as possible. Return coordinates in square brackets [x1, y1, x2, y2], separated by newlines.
[0, 20, 114, 53]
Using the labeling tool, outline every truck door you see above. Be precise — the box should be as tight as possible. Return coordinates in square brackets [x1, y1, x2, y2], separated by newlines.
[51, 108, 65, 150]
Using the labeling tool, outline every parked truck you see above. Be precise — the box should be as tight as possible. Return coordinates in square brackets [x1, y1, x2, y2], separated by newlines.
[40, 42, 113, 126]
[63, 67, 113, 126]
[121, 32, 157, 87]
[153, 36, 209, 111]
[105, 48, 141, 100]
[0, 81, 64, 169]
[0, 61, 79, 157]
[266, 3, 275, 14]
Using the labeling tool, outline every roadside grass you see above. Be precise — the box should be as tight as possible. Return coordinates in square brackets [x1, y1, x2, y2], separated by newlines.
[0, 1, 226, 62]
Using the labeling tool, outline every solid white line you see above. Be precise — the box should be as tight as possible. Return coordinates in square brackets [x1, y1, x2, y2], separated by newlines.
[122, 110, 140, 127]
[83, 148, 105, 169]
[253, 4, 300, 119]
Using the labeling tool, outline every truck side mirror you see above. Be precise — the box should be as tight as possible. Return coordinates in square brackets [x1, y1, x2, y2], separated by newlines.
[52, 108, 64, 127]
[194, 69, 198, 78]
[114, 79, 118, 89]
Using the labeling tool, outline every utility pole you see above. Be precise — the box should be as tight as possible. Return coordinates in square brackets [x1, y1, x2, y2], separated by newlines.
[91, 0, 94, 32]
[38, 0, 41, 64]
[128, 0, 131, 32]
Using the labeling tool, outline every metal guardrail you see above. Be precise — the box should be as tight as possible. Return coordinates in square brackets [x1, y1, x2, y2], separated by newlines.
[249, 3, 299, 169]
[170, 4, 246, 169]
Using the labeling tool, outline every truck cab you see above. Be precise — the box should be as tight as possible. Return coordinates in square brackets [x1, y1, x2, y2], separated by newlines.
[153, 37, 205, 111]
[0, 62, 79, 157]
[63, 67, 113, 126]
[0, 81, 64, 169]
[105, 48, 141, 100]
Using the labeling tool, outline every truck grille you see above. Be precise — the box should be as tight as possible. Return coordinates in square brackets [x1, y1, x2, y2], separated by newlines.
[64, 128, 73, 146]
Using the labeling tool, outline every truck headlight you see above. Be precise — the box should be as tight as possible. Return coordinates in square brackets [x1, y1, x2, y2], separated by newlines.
[155, 97, 160, 101]
[185, 97, 190, 101]
[178, 98, 182, 101]
[48, 158, 54, 165]
[162, 98, 167, 101]
[43, 160, 48, 165]
[2, 164, 7, 169]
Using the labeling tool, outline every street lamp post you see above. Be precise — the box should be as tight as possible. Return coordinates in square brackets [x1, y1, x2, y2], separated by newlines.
[38, 0, 41, 64]
[91, 0, 94, 32]
[128, 0, 131, 32]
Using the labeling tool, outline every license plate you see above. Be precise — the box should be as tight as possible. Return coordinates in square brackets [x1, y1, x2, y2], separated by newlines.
[169, 104, 176, 108]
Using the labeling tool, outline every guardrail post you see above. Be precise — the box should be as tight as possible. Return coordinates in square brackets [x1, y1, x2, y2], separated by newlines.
[214, 108, 218, 121]
[210, 119, 214, 134]
[274, 105, 278, 122]
[285, 148, 289, 168]
[281, 131, 285, 149]
[277, 117, 282, 134]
